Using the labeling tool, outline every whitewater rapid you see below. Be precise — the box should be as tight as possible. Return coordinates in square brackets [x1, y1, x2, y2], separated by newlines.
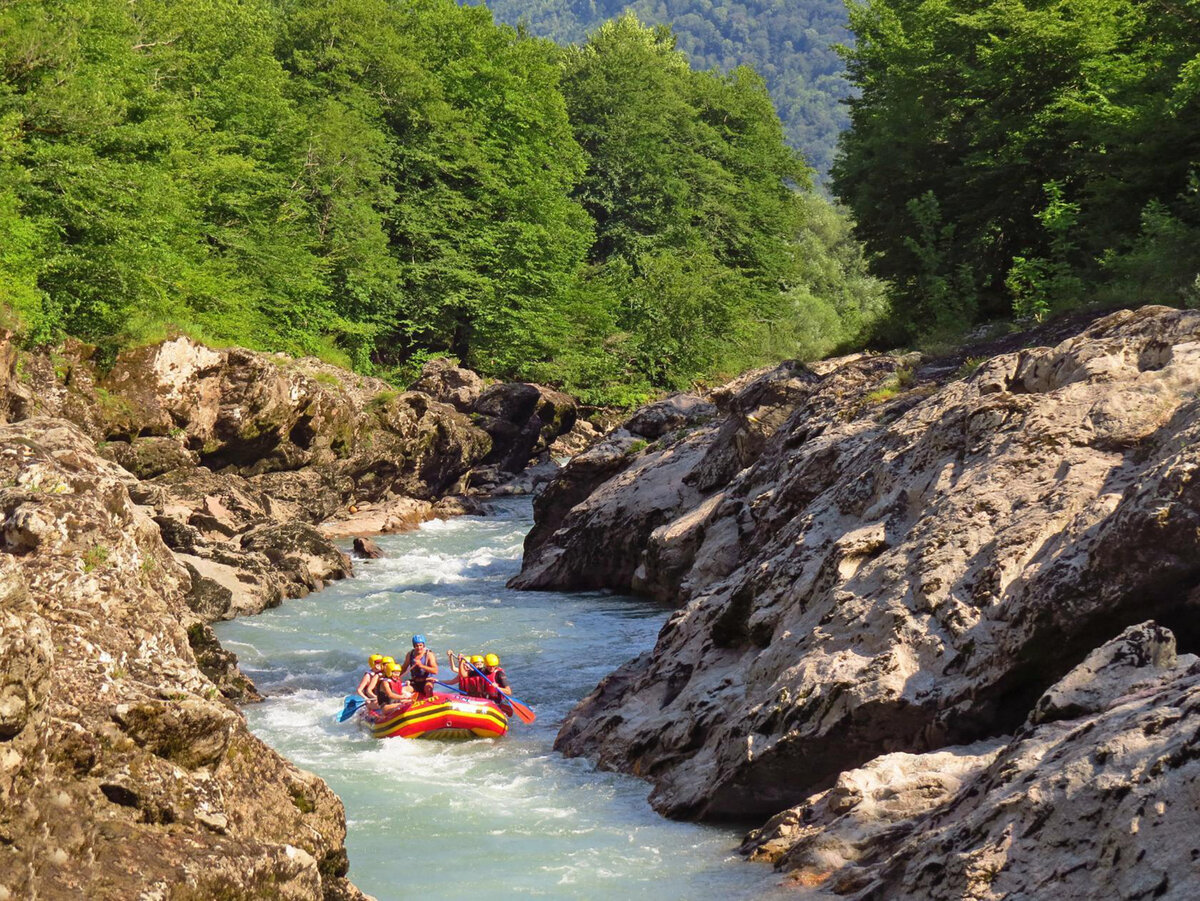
[214, 498, 786, 900]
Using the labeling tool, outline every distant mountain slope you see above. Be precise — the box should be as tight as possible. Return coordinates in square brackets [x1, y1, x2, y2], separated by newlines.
[474, 0, 853, 176]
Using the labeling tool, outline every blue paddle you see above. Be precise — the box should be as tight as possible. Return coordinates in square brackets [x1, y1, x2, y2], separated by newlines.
[336, 695, 365, 722]
[465, 660, 535, 724]
[433, 680, 471, 696]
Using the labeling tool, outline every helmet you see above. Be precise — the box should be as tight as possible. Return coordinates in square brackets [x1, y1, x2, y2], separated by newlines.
[368, 654, 383, 666]
[385, 661, 401, 675]
[470, 655, 484, 665]
[484, 653, 500, 668]
[381, 656, 395, 667]
[412, 634, 426, 647]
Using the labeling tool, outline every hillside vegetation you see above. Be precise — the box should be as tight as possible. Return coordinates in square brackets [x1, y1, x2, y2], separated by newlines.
[835, 0, 1200, 343]
[0, 0, 884, 405]
[478, 0, 854, 175]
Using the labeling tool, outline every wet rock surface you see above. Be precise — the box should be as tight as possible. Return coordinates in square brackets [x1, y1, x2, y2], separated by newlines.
[516, 306, 1200, 891]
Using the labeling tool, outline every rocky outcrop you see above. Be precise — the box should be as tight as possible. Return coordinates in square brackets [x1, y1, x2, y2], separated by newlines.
[740, 622, 1200, 898]
[5, 335, 593, 617]
[406, 358, 584, 481]
[0, 419, 364, 899]
[530, 307, 1200, 844]
[510, 362, 860, 595]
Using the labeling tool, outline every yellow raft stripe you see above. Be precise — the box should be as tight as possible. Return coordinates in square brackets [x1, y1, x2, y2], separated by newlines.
[371, 703, 508, 735]
[372, 703, 453, 730]
[394, 707, 507, 732]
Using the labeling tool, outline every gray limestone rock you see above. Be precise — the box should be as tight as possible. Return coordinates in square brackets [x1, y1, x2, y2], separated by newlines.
[536, 307, 1200, 830]
[0, 418, 364, 899]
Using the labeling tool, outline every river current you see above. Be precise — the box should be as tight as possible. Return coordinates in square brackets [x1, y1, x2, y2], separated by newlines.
[214, 498, 787, 900]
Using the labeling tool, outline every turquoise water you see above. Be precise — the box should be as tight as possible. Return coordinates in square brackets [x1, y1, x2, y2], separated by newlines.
[214, 498, 786, 900]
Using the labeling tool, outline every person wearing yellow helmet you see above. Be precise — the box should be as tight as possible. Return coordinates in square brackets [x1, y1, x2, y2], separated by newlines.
[356, 653, 386, 704]
[478, 653, 512, 710]
[377, 660, 415, 706]
[444, 652, 488, 697]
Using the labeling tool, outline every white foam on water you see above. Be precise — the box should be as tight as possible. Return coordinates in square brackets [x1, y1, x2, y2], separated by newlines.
[217, 498, 789, 901]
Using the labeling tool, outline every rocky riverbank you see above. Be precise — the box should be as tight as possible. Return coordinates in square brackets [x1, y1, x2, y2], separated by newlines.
[0, 335, 584, 898]
[514, 305, 1200, 896]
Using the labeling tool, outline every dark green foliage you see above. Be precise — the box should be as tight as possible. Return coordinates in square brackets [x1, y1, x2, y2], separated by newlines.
[550, 16, 869, 392]
[835, 0, 1200, 339]
[0, 0, 885, 405]
[476, 0, 854, 176]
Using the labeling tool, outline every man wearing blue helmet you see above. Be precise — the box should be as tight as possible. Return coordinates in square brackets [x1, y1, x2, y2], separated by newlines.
[399, 634, 438, 697]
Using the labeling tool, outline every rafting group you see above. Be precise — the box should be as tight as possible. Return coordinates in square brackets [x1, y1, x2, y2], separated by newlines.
[338, 634, 535, 740]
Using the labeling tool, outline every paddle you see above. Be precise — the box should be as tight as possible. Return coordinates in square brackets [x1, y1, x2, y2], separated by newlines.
[336, 695, 365, 722]
[433, 680, 470, 696]
[465, 659, 536, 724]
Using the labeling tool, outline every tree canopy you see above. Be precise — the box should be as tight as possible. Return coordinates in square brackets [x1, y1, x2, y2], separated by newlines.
[0, 0, 886, 404]
[473, 0, 855, 175]
[834, 0, 1200, 339]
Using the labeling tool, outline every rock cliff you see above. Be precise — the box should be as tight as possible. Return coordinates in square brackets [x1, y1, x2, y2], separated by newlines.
[0, 420, 363, 899]
[0, 336, 583, 898]
[515, 306, 1200, 893]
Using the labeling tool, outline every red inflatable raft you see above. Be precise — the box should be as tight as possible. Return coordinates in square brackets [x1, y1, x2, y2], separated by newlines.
[364, 692, 509, 740]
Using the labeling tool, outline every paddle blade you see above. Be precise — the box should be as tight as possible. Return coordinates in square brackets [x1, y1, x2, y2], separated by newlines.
[337, 696, 364, 723]
[509, 697, 536, 724]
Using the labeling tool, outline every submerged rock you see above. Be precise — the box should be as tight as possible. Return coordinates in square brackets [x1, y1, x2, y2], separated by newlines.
[352, 537, 384, 559]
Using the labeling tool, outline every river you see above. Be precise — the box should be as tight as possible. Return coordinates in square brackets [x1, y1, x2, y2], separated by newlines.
[213, 498, 788, 900]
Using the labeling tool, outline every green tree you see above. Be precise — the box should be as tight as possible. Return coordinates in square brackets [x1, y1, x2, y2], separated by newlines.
[835, 0, 1200, 339]
[559, 14, 813, 388]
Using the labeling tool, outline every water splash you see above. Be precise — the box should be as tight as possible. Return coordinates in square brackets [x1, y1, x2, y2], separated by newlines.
[215, 498, 787, 900]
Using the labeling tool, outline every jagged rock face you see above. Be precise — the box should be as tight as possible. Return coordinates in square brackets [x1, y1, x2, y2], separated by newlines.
[407, 358, 485, 412]
[543, 307, 1200, 825]
[741, 622, 1200, 899]
[99, 338, 489, 504]
[467, 382, 580, 476]
[127, 465, 350, 621]
[0, 419, 363, 899]
[512, 390, 748, 592]
[351, 390, 491, 501]
[740, 741, 1006, 881]
[7, 335, 486, 511]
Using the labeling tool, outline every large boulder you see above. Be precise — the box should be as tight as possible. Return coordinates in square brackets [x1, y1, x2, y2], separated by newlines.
[351, 390, 490, 500]
[472, 382, 579, 475]
[741, 621, 1200, 898]
[0, 418, 364, 899]
[407, 357, 485, 412]
[544, 306, 1200, 826]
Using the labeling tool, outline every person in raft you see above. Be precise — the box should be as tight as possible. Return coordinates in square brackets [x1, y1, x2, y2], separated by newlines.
[356, 654, 385, 704]
[376, 660, 415, 706]
[478, 653, 513, 712]
[445, 652, 486, 696]
[399, 634, 439, 697]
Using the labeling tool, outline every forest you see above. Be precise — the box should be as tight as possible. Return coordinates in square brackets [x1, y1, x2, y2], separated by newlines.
[0, 0, 884, 405]
[835, 0, 1200, 343]
[2, 0, 1198, 404]
[480, 0, 855, 176]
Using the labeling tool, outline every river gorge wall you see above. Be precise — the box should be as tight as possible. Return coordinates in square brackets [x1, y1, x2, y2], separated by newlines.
[514, 305, 1200, 897]
[0, 335, 582, 898]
